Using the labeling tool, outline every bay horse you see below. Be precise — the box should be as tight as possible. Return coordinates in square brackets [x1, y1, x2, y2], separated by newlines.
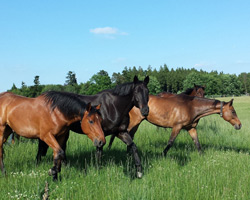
[108, 85, 205, 149]
[0, 91, 105, 181]
[36, 76, 150, 178]
[157, 84, 205, 98]
[109, 94, 242, 155]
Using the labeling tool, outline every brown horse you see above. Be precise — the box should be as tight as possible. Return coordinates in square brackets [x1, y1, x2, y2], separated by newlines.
[157, 84, 205, 98]
[109, 94, 242, 155]
[0, 91, 105, 181]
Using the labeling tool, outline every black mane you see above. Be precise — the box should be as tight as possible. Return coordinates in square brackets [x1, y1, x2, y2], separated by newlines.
[112, 82, 135, 96]
[182, 88, 194, 95]
[43, 91, 86, 119]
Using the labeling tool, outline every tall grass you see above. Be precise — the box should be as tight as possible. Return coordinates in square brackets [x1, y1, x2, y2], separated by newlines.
[0, 96, 249, 200]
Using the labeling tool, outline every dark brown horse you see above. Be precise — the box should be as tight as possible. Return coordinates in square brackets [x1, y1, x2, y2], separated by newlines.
[36, 76, 150, 178]
[0, 91, 105, 181]
[109, 94, 242, 155]
[157, 84, 205, 98]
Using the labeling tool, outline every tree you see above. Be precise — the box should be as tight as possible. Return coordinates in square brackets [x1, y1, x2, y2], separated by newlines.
[65, 71, 77, 85]
[82, 70, 112, 95]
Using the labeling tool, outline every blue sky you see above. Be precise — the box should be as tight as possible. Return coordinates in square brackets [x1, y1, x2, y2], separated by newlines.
[0, 0, 249, 92]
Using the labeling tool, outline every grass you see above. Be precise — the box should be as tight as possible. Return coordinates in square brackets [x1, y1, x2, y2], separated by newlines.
[0, 96, 249, 200]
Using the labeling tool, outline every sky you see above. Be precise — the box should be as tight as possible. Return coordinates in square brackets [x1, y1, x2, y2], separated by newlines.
[0, 0, 250, 92]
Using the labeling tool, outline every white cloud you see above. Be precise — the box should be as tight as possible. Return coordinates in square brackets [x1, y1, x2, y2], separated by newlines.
[90, 27, 128, 36]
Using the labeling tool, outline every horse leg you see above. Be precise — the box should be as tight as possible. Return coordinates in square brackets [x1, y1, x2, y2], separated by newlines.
[96, 146, 103, 166]
[187, 128, 202, 154]
[11, 133, 20, 144]
[42, 133, 64, 181]
[0, 125, 13, 175]
[163, 126, 182, 156]
[127, 124, 139, 153]
[117, 132, 143, 178]
[107, 134, 115, 150]
[57, 131, 69, 164]
[36, 139, 49, 164]
[11, 133, 15, 144]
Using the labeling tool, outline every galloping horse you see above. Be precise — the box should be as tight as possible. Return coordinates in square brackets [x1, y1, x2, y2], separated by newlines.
[109, 94, 242, 155]
[36, 76, 150, 178]
[157, 84, 205, 98]
[0, 91, 105, 181]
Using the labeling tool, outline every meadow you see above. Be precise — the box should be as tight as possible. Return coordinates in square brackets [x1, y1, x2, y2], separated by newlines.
[0, 96, 249, 200]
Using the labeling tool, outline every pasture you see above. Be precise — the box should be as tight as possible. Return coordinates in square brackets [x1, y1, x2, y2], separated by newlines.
[0, 96, 249, 200]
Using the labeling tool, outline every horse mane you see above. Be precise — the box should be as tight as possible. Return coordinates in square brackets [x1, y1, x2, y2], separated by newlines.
[112, 82, 135, 96]
[43, 91, 86, 119]
[182, 88, 194, 95]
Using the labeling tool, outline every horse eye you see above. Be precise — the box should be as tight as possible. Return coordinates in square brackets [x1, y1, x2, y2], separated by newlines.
[89, 120, 94, 124]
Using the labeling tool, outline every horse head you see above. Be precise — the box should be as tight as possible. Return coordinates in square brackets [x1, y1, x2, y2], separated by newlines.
[194, 84, 205, 98]
[133, 76, 150, 117]
[221, 99, 242, 130]
[81, 103, 106, 147]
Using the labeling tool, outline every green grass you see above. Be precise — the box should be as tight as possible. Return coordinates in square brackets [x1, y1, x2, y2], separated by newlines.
[1, 96, 250, 200]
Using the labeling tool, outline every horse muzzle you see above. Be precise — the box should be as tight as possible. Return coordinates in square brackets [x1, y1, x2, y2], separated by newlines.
[140, 106, 149, 117]
[234, 123, 242, 130]
[94, 138, 106, 148]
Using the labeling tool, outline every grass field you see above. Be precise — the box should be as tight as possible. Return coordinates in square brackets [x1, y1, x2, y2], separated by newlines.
[0, 96, 249, 200]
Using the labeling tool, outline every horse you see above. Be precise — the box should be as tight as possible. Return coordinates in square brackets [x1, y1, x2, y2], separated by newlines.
[108, 85, 205, 149]
[0, 91, 105, 181]
[157, 84, 205, 98]
[109, 94, 242, 155]
[36, 76, 150, 178]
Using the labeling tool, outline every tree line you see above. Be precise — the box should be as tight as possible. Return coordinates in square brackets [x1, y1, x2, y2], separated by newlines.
[8, 65, 250, 97]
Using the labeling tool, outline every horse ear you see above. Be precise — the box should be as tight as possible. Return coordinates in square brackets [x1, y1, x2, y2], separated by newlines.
[133, 75, 139, 83]
[86, 102, 91, 112]
[229, 99, 234, 106]
[96, 104, 101, 110]
[144, 76, 149, 85]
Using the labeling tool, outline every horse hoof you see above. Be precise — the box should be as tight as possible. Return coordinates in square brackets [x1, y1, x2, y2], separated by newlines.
[137, 172, 143, 179]
[48, 169, 52, 176]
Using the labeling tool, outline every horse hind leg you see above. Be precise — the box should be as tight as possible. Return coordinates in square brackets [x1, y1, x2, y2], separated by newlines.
[36, 139, 49, 164]
[188, 128, 202, 154]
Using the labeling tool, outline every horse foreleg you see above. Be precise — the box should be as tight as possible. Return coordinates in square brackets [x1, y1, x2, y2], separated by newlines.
[96, 146, 103, 166]
[188, 128, 202, 154]
[42, 133, 64, 181]
[0, 127, 5, 175]
[127, 124, 139, 153]
[163, 126, 182, 156]
[107, 134, 116, 150]
[117, 132, 142, 178]
[0, 125, 12, 175]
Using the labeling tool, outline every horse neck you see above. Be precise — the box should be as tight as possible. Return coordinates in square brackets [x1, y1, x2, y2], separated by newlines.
[193, 98, 222, 122]
[118, 93, 135, 114]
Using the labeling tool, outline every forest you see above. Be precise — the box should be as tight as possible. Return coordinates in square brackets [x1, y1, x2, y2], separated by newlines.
[8, 65, 250, 97]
